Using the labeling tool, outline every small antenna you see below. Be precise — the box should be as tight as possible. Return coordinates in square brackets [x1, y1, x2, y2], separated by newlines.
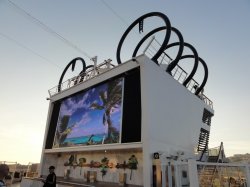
[91, 56, 98, 75]
[91, 56, 98, 65]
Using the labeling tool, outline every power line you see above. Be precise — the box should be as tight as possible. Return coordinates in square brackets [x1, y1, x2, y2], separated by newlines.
[6, 0, 92, 60]
[100, 0, 129, 26]
[0, 32, 62, 69]
[100, 0, 146, 39]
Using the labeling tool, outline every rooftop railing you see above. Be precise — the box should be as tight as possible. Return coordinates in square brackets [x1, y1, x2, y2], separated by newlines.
[48, 43, 213, 109]
[48, 59, 115, 97]
[144, 37, 213, 109]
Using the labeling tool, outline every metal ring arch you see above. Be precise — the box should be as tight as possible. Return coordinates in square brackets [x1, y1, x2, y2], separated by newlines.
[116, 12, 172, 65]
[132, 26, 184, 67]
[58, 57, 87, 92]
[180, 55, 208, 95]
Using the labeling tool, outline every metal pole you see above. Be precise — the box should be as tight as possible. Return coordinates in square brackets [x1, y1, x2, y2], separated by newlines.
[174, 162, 181, 187]
[161, 164, 166, 187]
[143, 36, 155, 54]
[188, 159, 199, 186]
[245, 165, 250, 186]
[168, 161, 172, 187]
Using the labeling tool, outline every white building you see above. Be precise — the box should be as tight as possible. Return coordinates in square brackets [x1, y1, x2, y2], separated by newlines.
[21, 54, 215, 187]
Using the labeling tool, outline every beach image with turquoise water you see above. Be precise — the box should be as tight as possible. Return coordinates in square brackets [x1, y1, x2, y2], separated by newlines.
[64, 133, 106, 145]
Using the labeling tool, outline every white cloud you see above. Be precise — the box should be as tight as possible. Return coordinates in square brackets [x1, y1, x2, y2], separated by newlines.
[60, 92, 90, 116]
[76, 113, 91, 126]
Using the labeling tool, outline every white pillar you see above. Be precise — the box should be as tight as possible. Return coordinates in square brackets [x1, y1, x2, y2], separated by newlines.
[168, 161, 172, 187]
[245, 165, 250, 186]
[187, 159, 199, 186]
[174, 162, 181, 187]
[161, 164, 166, 187]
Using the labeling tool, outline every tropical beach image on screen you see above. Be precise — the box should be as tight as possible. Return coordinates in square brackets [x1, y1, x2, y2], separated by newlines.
[53, 78, 124, 148]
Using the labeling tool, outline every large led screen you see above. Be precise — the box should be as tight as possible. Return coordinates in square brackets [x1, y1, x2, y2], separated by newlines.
[53, 78, 124, 148]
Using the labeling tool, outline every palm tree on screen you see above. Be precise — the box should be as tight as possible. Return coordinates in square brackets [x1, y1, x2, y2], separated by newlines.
[90, 78, 122, 143]
[55, 115, 75, 146]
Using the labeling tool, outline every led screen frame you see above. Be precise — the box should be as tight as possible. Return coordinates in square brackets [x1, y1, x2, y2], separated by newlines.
[52, 77, 124, 148]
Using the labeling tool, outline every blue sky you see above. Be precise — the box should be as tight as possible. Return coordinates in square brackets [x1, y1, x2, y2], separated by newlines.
[0, 0, 249, 164]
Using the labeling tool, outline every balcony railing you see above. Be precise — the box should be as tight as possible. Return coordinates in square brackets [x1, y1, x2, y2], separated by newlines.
[48, 59, 114, 97]
[144, 37, 213, 109]
[48, 41, 213, 109]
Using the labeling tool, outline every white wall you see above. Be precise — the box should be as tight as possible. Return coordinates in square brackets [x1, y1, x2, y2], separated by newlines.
[21, 178, 43, 187]
[41, 151, 143, 186]
[137, 55, 213, 186]
[139, 56, 212, 154]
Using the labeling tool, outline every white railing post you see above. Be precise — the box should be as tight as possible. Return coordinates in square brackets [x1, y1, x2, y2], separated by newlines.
[167, 161, 172, 187]
[174, 162, 181, 187]
[188, 159, 199, 186]
[245, 165, 250, 186]
[143, 36, 155, 54]
[161, 164, 166, 187]
[48, 90, 51, 97]
[88, 56, 98, 77]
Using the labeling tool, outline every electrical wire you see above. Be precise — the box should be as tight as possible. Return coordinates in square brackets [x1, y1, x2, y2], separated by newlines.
[6, 0, 92, 60]
[100, 0, 129, 26]
[100, 0, 146, 38]
[0, 32, 62, 69]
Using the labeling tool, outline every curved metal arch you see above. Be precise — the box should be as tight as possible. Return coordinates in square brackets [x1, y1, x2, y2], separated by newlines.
[58, 57, 86, 92]
[132, 26, 184, 66]
[165, 42, 199, 87]
[116, 12, 171, 65]
[180, 55, 208, 95]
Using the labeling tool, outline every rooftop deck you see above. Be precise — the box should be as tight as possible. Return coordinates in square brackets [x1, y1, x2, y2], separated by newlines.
[48, 56, 213, 109]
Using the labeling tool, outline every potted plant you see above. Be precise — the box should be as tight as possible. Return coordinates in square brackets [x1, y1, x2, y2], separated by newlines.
[128, 155, 138, 180]
[100, 157, 109, 178]
[118, 161, 127, 185]
[64, 162, 70, 179]
[78, 157, 86, 175]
